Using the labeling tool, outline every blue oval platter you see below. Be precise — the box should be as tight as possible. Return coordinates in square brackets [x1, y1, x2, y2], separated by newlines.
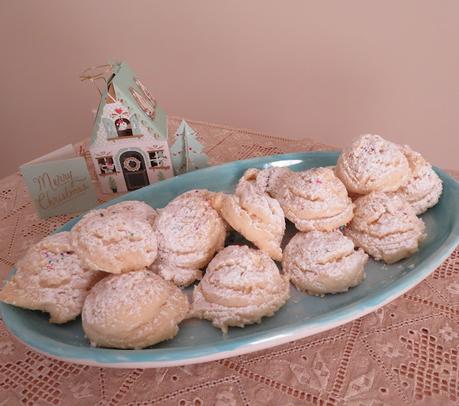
[1, 151, 459, 368]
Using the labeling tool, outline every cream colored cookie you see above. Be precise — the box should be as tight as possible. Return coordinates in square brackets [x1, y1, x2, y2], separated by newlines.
[254, 167, 293, 199]
[0, 232, 105, 323]
[336, 134, 411, 194]
[82, 270, 189, 349]
[105, 200, 158, 225]
[191, 245, 290, 333]
[172, 189, 232, 231]
[71, 210, 158, 274]
[344, 192, 426, 264]
[170, 189, 215, 204]
[273, 167, 354, 232]
[214, 170, 285, 261]
[395, 145, 443, 215]
[152, 191, 227, 287]
[283, 231, 368, 296]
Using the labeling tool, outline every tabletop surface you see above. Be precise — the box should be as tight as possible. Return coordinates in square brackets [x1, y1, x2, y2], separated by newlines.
[0, 117, 458, 406]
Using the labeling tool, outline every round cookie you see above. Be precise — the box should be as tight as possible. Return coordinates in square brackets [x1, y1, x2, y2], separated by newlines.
[274, 167, 354, 232]
[152, 190, 227, 287]
[71, 210, 158, 274]
[105, 200, 158, 225]
[215, 169, 285, 261]
[336, 134, 411, 194]
[0, 232, 105, 323]
[344, 192, 426, 264]
[395, 145, 442, 215]
[191, 245, 290, 333]
[82, 270, 189, 349]
[283, 231, 368, 296]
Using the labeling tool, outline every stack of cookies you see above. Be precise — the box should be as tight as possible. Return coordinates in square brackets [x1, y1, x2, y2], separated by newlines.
[0, 134, 442, 349]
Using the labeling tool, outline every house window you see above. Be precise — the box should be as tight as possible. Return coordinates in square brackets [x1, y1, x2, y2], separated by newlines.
[148, 150, 166, 168]
[97, 156, 115, 174]
[114, 118, 133, 137]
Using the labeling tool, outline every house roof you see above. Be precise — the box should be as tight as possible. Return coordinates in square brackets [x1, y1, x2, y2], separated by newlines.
[89, 62, 167, 144]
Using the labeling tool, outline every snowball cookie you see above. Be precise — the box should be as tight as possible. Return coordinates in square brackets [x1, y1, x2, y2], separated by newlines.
[191, 245, 290, 333]
[214, 169, 285, 261]
[283, 231, 368, 296]
[82, 270, 189, 349]
[153, 190, 227, 287]
[344, 192, 426, 264]
[395, 145, 443, 215]
[105, 200, 158, 225]
[336, 134, 411, 195]
[273, 167, 354, 232]
[71, 210, 158, 274]
[0, 232, 105, 323]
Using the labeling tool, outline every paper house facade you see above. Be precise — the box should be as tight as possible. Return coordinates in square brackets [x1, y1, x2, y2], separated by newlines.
[89, 62, 173, 194]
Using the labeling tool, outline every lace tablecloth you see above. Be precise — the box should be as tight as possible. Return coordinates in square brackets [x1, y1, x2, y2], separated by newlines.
[0, 117, 458, 406]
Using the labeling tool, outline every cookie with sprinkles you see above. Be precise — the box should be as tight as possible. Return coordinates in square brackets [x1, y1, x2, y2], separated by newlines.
[335, 134, 411, 195]
[191, 245, 290, 333]
[273, 167, 354, 232]
[105, 200, 158, 225]
[283, 230, 368, 296]
[344, 192, 426, 264]
[152, 190, 227, 287]
[214, 169, 286, 261]
[71, 209, 158, 274]
[255, 166, 292, 198]
[82, 270, 189, 349]
[394, 145, 443, 215]
[0, 232, 105, 323]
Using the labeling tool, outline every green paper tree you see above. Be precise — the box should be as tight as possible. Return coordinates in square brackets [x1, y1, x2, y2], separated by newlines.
[170, 120, 209, 175]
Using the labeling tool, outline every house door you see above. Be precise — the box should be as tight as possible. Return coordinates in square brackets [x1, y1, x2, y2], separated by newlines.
[119, 151, 150, 191]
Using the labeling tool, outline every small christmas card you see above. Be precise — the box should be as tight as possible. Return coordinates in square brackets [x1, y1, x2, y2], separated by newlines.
[20, 144, 97, 218]
[171, 120, 209, 175]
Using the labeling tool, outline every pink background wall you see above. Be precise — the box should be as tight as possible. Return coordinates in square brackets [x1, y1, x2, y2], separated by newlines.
[1, 1, 458, 177]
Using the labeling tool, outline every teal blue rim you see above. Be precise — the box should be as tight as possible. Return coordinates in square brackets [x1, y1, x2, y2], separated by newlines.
[1, 151, 458, 366]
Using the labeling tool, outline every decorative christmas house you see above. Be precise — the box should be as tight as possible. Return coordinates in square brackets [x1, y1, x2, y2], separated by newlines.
[88, 62, 173, 193]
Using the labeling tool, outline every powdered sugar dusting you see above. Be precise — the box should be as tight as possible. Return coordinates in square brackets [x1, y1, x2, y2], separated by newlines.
[83, 270, 167, 329]
[71, 210, 158, 274]
[105, 200, 158, 225]
[336, 134, 411, 194]
[82, 270, 189, 349]
[0, 232, 105, 323]
[153, 190, 226, 286]
[191, 245, 290, 332]
[256, 167, 292, 197]
[274, 167, 354, 232]
[395, 145, 443, 214]
[345, 192, 426, 263]
[282, 231, 368, 295]
[217, 169, 285, 260]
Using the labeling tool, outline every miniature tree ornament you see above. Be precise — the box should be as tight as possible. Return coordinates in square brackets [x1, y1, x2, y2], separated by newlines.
[170, 120, 209, 175]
